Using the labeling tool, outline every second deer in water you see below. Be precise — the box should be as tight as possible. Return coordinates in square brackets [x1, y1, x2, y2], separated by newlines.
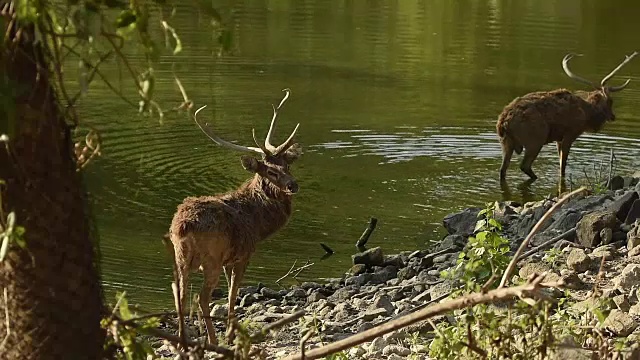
[168, 89, 302, 345]
[497, 51, 638, 182]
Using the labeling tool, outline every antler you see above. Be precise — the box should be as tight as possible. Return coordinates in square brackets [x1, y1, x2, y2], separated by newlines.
[600, 51, 638, 92]
[194, 105, 265, 155]
[261, 88, 300, 155]
[562, 53, 598, 89]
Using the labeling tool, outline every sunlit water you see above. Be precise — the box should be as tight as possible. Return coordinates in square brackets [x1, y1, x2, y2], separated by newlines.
[79, 0, 640, 310]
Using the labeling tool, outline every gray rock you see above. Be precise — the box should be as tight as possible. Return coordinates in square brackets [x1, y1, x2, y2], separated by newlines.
[608, 190, 639, 221]
[626, 200, 640, 225]
[349, 346, 366, 358]
[550, 336, 593, 360]
[548, 209, 583, 234]
[614, 264, 640, 288]
[356, 322, 374, 333]
[590, 244, 616, 261]
[382, 344, 411, 356]
[260, 287, 281, 299]
[383, 254, 406, 268]
[329, 287, 357, 302]
[370, 266, 398, 284]
[240, 293, 259, 307]
[561, 272, 584, 290]
[286, 288, 307, 299]
[600, 227, 613, 245]
[576, 210, 618, 248]
[300, 282, 321, 290]
[345, 273, 372, 287]
[613, 294, 631, 312]
[362, 308, 388, 321]
[307, 291, 326, 303]
[430, 281, 454, 300]
[437, 234, 467, 251]
[433, 254, 450, 264]
[443, 207, 481, 237]
[210, 303, 228, 318]
[428, 269, 441, 276]
[567, 248, 591, 273]
[628, 230, 640, 251]
[397, 267, 416, 281]
[629, 303, 640, 317]
[348, 264, 367, 276]
[602, 309, 637, 336]
[332, 303, 354, 322]
[369, 337, 387, 353]
[608, 175, 625, 191]
[418, 256, 434, 269]
[369, 294, 395, 316]
[352, 247, 384, 266]
[629, 246, 640, 257]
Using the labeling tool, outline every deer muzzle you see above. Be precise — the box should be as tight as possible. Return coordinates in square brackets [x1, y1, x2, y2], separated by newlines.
[286, 181, 299, 194]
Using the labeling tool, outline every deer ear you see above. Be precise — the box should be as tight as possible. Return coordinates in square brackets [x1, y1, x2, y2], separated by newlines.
[240, 155, 260, 172]
[282, 143, 303, 164]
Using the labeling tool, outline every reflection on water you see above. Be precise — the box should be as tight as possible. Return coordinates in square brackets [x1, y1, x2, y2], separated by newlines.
[82, 0, 640, 310]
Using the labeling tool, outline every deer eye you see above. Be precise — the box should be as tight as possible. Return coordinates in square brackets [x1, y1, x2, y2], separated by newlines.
[266, 169, 279, 179]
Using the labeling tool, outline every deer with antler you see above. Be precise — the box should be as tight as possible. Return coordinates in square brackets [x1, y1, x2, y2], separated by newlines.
[168, 89, 302, 345]
[497, 51, 638, 181]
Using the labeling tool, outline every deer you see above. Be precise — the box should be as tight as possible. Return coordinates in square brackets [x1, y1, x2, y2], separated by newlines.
[168, 89, 302, 345]
[497, 51, 638, 182]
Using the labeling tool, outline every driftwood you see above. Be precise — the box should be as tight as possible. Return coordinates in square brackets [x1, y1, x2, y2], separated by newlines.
[356, 217, 378, 249]
[518, 227, 577, 260]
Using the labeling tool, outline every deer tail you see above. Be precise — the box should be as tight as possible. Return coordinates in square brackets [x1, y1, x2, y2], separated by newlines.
[497, 120, 523, 155]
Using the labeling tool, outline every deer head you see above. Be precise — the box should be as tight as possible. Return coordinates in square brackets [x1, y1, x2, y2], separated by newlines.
[562, 51, 638, 122]
[193, 89, 302, 194]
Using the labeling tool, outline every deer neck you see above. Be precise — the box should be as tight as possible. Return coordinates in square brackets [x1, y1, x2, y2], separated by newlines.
[235, 174, 293, 240]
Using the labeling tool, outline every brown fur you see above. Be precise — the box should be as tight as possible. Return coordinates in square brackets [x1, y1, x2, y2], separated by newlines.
[497, 88, 616, 181]
[169, 142, 302, 345]
[496, 52, 638, 181]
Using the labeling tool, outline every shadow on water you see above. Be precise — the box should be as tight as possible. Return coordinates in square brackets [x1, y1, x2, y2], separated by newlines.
[85, 0, 640, 310]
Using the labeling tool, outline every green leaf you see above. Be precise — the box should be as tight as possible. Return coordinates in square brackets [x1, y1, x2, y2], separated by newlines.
[118, 295, 133, 320]
[115, 10, 137, 28]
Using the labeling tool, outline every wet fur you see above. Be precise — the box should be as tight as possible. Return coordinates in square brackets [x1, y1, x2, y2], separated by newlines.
[497, 88, 614, 180]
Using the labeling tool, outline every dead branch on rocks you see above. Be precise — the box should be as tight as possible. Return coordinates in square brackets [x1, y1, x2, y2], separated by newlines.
[282, 273, 564, 360]
[518, 227, 577, 260]
[500, 187, 588, 288]
[276, 260, 314, 284]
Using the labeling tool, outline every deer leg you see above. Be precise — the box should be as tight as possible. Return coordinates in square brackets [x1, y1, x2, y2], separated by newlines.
[226, 260, 248, 344]
[519, 144, 542, 180]
[559, 140, 573, 178]
[175, 263, 190, 345]
[199, 262, 222, 345]
[499, 144, 514, 182]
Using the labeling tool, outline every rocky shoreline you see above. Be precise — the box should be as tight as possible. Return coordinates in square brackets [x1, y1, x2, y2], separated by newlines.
[155, 173, 640, 359]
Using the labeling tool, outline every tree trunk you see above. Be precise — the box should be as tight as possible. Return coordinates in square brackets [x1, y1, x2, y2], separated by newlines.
[0, 6, 104, 360]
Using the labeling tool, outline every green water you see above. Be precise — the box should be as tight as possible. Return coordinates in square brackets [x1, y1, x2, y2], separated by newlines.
[80, 0, 640, 310]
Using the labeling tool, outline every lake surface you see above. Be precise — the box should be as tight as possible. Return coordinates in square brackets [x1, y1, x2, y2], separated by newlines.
[80, 0, 640, 310]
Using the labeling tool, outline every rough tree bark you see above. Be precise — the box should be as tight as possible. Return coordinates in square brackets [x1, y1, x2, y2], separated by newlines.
[0, 4, 104, 359]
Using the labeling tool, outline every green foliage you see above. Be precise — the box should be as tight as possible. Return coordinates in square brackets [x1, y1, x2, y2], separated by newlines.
[323, 351, 349, 360]
[441, 203, 510, 294]
[102, 292, 160, 360]
[542, 247, 563, 268]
